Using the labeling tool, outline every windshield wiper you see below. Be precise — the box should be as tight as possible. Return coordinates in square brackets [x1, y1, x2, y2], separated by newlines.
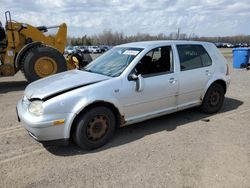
[82, 68, 92, 72]
[83, 68, 102, 75]
[82, 68, 112, 77]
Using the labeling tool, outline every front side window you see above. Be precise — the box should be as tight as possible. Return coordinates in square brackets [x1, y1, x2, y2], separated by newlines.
[177, 45, 212, 71]
[135, 46, 173, 76]
[84, 47, 143, 77]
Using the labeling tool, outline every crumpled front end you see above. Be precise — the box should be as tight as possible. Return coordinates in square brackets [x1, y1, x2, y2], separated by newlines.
[16, 96, 75, 143]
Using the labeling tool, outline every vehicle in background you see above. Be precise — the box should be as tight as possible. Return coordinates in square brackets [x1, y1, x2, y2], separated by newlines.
[79, 46, 90, 53]
[0, 11, 76, 83]
[215, 42, 249, 48]
[99, 45, 111, 53]
[215, 43, 223, 48]
[88, 46, 101, 53]
[215, 43, 232, 48]
[64, 46, 75, 55]
[17, 40, 230, 150]
[73, 46, 79, 51]
[234, 43, 249, 48]
[226, 43, 234, 48]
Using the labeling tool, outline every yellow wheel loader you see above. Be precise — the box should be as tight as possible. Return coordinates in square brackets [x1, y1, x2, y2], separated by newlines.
[0, 11, 91, 82]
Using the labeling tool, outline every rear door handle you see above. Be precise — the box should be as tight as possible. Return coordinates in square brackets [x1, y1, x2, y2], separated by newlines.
[205, 70, 211, 76]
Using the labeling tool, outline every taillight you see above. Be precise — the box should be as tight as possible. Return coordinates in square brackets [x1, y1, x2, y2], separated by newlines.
[226, 64, 229, 75]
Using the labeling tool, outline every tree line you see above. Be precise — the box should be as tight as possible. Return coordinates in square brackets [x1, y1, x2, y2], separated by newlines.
[68, 29, 250, 46]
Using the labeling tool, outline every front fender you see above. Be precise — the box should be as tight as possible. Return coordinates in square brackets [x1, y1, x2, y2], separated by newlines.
[64, 95, 124, 138]
[73, 94, 124, 116]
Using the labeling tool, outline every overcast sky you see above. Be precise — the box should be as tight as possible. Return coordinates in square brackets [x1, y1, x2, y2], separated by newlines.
[1, 0, 250, 37]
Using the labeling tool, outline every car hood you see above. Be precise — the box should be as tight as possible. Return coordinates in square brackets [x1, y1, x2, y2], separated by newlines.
[25, 70, 111, 100]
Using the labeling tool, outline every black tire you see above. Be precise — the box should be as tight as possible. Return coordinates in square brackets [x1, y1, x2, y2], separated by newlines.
[201, 83, 225, 114]
[71, 52, 92, 68]
[70, 53, 84, 68]
[73, 107, 116, 150]
[82, 53, 92, 64]
[22, 46, 67, 82]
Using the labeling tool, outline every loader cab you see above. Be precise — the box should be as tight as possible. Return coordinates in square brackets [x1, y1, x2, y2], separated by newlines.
[0, 21, 7, 47]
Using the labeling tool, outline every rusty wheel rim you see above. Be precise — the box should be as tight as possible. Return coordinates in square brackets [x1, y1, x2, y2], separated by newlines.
[86, 115, 109, 141]
[209, 90, 220, 106]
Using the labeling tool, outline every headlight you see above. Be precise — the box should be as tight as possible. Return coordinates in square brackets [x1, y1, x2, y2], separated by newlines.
[28, 101, 43, 116]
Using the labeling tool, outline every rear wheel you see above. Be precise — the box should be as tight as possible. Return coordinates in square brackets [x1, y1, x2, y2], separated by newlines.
[201, 83, 225, 114]
[22, 46, 67, 82]
[73, 107, 116, 150]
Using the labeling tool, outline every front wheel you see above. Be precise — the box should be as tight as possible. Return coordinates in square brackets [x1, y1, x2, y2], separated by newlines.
[201, 83, 225, 114]
[73, 107, 116, 150]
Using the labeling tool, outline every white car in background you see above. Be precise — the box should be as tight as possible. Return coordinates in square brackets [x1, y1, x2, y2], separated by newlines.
[17, 40, 230, 150]
[64, 46, 75, 55]
[79, 46, 89, 53]
[88, 46, 101, 53]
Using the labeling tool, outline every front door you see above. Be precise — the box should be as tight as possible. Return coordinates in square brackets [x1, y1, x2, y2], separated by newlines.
[119, 46, 179, 122]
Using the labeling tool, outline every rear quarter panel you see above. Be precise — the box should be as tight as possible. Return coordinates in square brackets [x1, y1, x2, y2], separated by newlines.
[202, 43, 230, 98]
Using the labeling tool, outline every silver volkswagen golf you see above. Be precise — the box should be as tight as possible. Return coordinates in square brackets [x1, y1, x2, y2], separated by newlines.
[17, 40, 230, 150]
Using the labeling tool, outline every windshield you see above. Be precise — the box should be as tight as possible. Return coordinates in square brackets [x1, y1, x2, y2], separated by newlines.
[84, 47, 143, 77]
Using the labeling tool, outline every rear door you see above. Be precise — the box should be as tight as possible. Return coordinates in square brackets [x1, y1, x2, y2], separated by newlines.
[176, 44, 213, 107]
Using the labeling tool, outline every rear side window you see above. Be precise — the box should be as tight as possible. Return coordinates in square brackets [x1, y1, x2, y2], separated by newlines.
[177, 45, 212, 71]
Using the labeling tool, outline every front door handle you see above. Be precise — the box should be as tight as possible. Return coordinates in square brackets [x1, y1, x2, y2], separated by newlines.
[169, 78, 176, 84]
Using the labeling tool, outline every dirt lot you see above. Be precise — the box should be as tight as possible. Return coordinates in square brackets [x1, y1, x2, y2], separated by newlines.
[0, 49, 249, 188]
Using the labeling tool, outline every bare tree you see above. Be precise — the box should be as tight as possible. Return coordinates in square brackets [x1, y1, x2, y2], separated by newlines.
[68, 30, 250, 46]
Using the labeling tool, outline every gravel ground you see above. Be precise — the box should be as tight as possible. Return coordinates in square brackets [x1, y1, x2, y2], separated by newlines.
[0, 50, 249, 188]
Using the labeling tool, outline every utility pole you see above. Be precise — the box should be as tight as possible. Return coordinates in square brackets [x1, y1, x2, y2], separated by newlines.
[177, 27, 180, 40]
[189, 26, 195, 40]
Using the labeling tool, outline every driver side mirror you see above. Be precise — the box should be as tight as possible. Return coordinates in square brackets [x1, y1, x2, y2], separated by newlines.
[128, 73, 144, 92]
[128, 73, 138, 81]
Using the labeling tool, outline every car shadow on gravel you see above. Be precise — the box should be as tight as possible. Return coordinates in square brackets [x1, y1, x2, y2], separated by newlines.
[0, 81, 28, 93]
[46, 97, 243, 156]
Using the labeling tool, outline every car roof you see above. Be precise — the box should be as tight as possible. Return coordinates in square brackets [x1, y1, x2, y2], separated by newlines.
[117, 40, 213, 49]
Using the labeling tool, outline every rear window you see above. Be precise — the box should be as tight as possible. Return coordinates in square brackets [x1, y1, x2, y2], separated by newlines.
[177, 45, 212, 71]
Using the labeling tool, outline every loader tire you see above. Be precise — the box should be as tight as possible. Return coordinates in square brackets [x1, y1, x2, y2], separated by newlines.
[68, 53, 92, 69]
[83, 53, 92, 64]
[23, 46, 67, 82]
